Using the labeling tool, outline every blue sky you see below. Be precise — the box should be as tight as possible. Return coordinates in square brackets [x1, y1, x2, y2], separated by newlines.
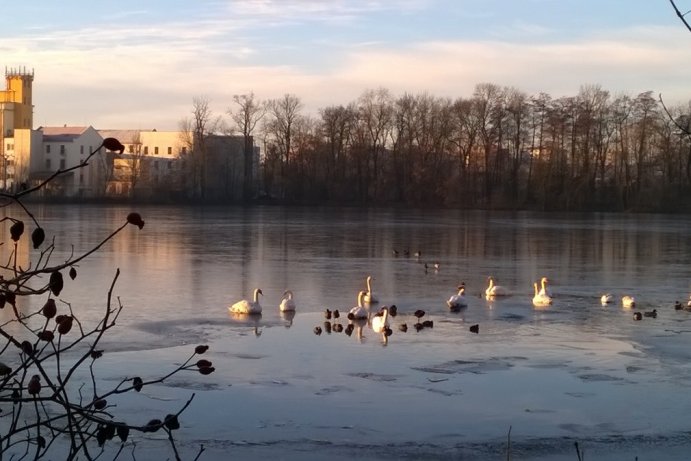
[2, 0, 689, 130]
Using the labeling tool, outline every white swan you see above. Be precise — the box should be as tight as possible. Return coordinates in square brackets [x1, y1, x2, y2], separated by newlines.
[447, 286, 468, 310]
[600, 293, 613, 305]
[622, 295, 636, 309]
[363, 276, 379, 304]
[371, 306, 390, 333]
[279, 290, 296, 312]
[532, 282, 552, 307]
[485, 276, 509, 298]
[229, 288, 263, 314]
[539, 277, 552, 296]
[348, 291, 369, 319]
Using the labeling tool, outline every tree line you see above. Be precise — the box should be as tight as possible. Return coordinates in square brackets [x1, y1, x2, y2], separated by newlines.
[193, 83, 691, 212]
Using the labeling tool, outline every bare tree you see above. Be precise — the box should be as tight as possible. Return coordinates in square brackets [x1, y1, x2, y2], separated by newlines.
[229, 92, 265, 202]
[264, 94, 303, 199]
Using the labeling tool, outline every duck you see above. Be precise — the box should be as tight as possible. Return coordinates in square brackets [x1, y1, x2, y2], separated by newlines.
[485, 276, 509, 298]
[363, 276, 379, 304]
[371, 306, 390, 334]
[413, 309, 426, 320]
[398, 323, 408, 333]
[229, 288, 263, 314]
[314, 326, 323, 335]
[333, 309, 340, 319]
[388, 305, 397, 317]
[532, 282, 552, 307]
[447, 286, 468, 310]
[348, 291, 368, 320]
[324, 308, 332, 319]
[414, 250, 421, 259]
[675, 301, 683, 310]
[633, 312, 642, 321]
[643, 309, 657, 318]
[469, 324, 479, 334]
[622, 295, 636, 309]
[279, 290, 296, 312]
[600, 294, 614, 305]
[422, 320, 434, 328]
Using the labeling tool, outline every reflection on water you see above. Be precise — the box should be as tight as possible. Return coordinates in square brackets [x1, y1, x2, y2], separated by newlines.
[3, 204, 691, 460]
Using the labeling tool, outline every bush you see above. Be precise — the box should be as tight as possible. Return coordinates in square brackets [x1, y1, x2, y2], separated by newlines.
[0, 139, 213, 459]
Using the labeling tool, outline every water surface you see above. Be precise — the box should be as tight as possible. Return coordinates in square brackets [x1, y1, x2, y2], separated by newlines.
[2, 205, 691, 460]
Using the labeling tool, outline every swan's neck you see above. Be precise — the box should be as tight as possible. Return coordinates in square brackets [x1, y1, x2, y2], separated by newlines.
[541, 279, 547, 292]
[358, 292, 365, 308]
[534, 283, 539, 296]
[253, 290, 260, 302]
[366, 277, 372, 292]
[381, 308, 389, 324]
[488, 278, 494, 290]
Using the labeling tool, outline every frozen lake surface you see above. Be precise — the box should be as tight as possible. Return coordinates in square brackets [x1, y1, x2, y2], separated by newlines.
[4, 205, 691, 460]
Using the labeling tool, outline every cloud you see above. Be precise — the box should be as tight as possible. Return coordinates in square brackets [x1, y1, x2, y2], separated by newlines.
[9, 10, 691, 130]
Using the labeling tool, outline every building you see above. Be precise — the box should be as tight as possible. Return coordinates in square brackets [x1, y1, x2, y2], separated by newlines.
[1, 67, 260, 200]
[0, 67, 34, 190]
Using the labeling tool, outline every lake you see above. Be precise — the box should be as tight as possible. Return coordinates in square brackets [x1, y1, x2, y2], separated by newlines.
[2, 204, 691, 460]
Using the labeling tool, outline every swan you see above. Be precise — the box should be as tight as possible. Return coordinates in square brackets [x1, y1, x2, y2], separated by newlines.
[485, 277, 510, 298]
[371, 306, 390, 333]
[622, 295, 636, 309]
[532, 282, 552, 307]
[600, 294, 613, 305]
[687, 295, 691, 308]
[447, 286, 468, 310]
[279, 290, 296, 312]
[539, 277, 552, 297]
[348, 291, 368, 319]
[229, 288, 262, 314]
[363, 276, 379, 304]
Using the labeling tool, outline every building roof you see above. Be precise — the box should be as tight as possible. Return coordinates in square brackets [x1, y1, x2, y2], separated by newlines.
[40, 126, 90, 143]
[98, 130, 140, 144]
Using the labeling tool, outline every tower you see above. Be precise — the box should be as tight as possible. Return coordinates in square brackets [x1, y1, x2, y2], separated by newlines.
[1, 66, 34, 134]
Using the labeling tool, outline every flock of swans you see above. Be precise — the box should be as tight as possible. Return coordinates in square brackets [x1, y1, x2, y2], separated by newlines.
[229, 272, 691, 336]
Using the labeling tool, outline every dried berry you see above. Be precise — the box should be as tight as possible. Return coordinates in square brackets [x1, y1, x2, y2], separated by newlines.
[198, 366, 215, 375]
[194, 344, 209, 354]
[5, 292, 15, 307]
[196, 359, 212, 368]
[126, 213, 145, 229]
[10, 220, 24, 242]
[90, 350, 103, 359]
[42, 299, 57, 319]
[31, 227, 45, 249]
[69, 267, 77, 280]
[164, 414, 180, 430]
[143, 419, 162, 433]
[37, 330, 54, 342]
[57, 316, 73, 335]
[21, 340, 34, 356]
[102, 137, 125, 154]
[93, 398, 107, 410]
[96, 427, 107, 447]
[27, 375, 41, 395]
[116, 425, 129, 442]
[132, 376, 143, 392]
[0, 362, 12, 375]
[49, 271, 64, 296]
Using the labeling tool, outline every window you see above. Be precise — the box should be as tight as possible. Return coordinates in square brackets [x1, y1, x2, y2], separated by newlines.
[80, 145, 84, 154]
[59, 159, 66, 170]
[167, 146, 172, 155]
[60, 145, 65, 155]
[181, 147, 187, 155]
[6, 143, 12, 151]
[46, 145, 51, 154]
[129, 145, 134, 153]
[144, 146, 149, 155]
[154, 146, 159, 155]
[46, 159, 51, 170]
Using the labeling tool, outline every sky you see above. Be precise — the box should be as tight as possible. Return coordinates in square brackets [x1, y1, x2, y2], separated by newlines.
[2, 0, 691, 131]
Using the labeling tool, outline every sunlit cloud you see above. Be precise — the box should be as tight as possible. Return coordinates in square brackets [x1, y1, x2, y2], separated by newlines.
[5, 2, 690, 130]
